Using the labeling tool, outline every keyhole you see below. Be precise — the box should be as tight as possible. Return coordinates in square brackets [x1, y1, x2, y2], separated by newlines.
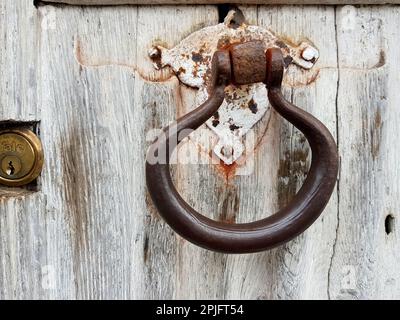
[385, 214, 395, 235]
[6, 161, 15, 176]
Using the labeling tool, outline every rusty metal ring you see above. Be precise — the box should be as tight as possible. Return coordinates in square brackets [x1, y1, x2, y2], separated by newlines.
[146, 47, 338, 253]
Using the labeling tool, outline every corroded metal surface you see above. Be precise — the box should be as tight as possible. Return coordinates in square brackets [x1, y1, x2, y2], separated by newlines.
[149, 11, 319, 164]
[230, 41, 267, 85]
[145, 47, 338, 253]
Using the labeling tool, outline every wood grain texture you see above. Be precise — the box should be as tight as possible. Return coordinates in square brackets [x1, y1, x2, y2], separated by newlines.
[47, 0, 400, 5]
[171, 5, 339, 299]
[39, 4, 218, 299]
[0, 0, 53, 299]
[0, 0, 399, 299]
[329, 6, 400, 299]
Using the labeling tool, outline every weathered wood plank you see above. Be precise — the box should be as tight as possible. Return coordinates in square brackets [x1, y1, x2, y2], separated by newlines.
[0, 0, 71, 300]
[0, 0, 218, 299]
[39, 5, 141, 299]
[329, 6, 400, 299]
[134, 5, 219, 299]
[226, 5, 338, 300]
[46, 0, 400, 5]
[0, 1, 39, 121]
[38, 4, 219, 299]
[164, 5, 338, 299]
[1, 1, 400, 300]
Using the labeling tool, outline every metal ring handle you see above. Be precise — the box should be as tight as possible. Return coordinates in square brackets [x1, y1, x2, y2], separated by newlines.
[146, 47, 338, 253]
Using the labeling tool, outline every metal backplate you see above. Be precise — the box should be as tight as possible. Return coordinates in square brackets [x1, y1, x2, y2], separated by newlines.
[149, 10, 319, 165]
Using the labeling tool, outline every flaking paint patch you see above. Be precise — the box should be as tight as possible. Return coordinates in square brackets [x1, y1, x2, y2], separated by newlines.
[148, 10, 321, 165]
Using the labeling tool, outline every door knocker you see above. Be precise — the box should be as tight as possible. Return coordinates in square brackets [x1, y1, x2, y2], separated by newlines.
[148, 12, 319, 165]
[146, 43, 338, 253]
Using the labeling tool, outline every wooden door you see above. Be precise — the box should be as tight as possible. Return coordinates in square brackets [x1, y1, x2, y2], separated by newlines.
[0, 0, 399, 299]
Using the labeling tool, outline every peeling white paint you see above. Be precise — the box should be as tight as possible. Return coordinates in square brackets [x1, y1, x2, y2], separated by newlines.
[150, 11, 319, 164]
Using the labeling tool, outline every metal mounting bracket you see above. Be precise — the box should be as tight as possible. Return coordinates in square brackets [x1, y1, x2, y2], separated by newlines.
[149, 10, 319, 165]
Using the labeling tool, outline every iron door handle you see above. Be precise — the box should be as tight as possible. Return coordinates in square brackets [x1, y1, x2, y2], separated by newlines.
[146, 44, 338, 253]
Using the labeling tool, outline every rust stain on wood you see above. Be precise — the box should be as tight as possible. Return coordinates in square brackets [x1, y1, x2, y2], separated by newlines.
[215, 161, 238, 181]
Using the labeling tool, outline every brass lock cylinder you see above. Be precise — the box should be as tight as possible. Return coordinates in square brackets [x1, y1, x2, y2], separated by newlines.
[0, 129, 44, 187]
